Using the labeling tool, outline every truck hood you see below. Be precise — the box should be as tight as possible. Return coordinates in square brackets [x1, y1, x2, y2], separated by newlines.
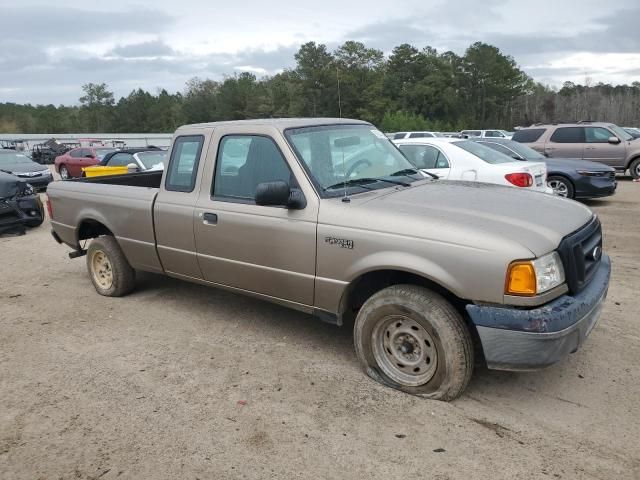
[349, 180, 594, 257]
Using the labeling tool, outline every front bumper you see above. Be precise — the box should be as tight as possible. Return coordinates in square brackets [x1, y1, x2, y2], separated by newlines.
[0, 194, 44, 233]
[574, 175, 617, 199]
[466, 255, 611, 370]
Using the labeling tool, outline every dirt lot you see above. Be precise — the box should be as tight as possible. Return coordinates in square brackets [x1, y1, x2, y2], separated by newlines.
[1, 178, 639, 480]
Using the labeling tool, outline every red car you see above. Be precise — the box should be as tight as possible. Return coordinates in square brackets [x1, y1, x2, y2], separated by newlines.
[54, 147, 118, 179]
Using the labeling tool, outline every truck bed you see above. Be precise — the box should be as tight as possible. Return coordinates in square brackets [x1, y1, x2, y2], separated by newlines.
[48, 171, 163, 273]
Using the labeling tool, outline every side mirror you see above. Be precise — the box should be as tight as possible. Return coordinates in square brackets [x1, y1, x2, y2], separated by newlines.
[608, 136, 621, 144]
[255, 181, 305, 209]
[126, 163, 139, 173]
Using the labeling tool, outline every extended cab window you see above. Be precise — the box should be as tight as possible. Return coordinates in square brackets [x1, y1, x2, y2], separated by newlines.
[399, 144, 449, 169]
[550, 127, 584, 143]
[165, 135, 204, 192]
[213, 135, 292, 202]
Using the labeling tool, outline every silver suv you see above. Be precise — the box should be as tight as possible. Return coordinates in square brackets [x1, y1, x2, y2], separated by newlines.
[513, 121, 640, 178]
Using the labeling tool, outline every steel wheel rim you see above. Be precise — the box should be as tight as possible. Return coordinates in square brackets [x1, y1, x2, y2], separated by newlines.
[60, 167, 68, 180]
[91, 249, 113, 289]
[372, 315, 438, 386]
[548, 179, 568, 197]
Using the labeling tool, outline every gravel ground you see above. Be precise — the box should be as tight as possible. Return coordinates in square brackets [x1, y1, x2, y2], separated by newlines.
[1, 177, 639, 480]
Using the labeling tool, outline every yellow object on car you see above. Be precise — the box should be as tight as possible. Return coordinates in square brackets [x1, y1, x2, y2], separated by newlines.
[82, 165, 132, 177]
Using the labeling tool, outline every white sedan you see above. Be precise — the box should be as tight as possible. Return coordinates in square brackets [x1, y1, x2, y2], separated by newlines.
[394, 137, 551, 193]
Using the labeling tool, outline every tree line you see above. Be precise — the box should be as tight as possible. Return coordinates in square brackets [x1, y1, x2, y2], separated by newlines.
[1, 40, 640, 135]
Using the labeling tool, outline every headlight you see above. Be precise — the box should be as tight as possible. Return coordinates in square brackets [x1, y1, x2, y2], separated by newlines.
[505, 251, 565, 296]
[20, 183, 35, 196]
[39, 169, 52, 176]
[577, 170, 607, 177]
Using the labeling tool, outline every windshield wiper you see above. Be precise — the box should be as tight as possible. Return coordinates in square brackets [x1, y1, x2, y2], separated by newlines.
[324, 177, 410, 191]
[389, 168, 425, 180]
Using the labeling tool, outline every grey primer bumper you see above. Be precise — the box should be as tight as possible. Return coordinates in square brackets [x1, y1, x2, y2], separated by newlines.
[466, 255, 611, 371]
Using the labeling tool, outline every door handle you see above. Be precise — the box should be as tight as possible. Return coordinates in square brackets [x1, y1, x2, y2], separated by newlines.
[202, 212, 218, 225]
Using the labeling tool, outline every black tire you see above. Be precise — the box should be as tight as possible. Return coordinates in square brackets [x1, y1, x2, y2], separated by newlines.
[86, 236, 136, 297]
[354, 285, 473, 401]
[59, 165, 69, 180]
[547, 175, 574, 199]
[629, 158, 640, 180]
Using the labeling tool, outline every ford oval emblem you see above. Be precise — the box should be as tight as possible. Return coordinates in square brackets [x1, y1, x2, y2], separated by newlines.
[590, 246, 602, 261]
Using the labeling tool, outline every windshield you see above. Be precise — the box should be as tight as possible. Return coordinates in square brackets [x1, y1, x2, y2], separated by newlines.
[95, 148, 118, 160]
[453, 140, 515, 164]
[0, 152, 33, 164]
[137, 151, 166, 169]
[608, 124, 633, 141]
[285, 124, 419, 196]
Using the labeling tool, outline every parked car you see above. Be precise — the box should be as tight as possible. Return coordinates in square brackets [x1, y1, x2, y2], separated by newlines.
[47, 118, 610, 401]
[512, 121, 640, 179]
[473, 138, 617, 199]
[0, 150, 53, 191]
[54, 147, 119, 179]
[0, 171, 45, 234]
[460, 130, 513, 139]
[392, 131, 440, 140]
[394, 137, 550, 192]
[31, 139, 79, 165]
[82, 148, 167, 177]
[623, 127, 640, 139]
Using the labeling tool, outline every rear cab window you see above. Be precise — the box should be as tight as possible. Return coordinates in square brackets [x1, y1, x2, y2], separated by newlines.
[512, 129, 547, 143]
[165, 135, 204, 192]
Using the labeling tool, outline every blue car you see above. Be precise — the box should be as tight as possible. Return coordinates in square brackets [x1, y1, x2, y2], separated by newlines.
[474, 138, 617, 199]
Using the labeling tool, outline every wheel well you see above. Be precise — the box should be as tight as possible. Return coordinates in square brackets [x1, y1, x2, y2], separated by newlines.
[627, 155, 640, 169]
[77, 219, 113, 242]
[340, 270, 466, 320]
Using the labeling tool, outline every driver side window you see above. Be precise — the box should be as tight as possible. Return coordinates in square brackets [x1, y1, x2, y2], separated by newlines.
[213, 135, 292, 203]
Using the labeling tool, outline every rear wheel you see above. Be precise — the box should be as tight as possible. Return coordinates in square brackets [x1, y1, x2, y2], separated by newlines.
[59, 165, 69, 180]
[629, 158, 640, 180]
[86, 236, 136, 297]
[547, 175, 574, 198]
[354, 285, 473, 401]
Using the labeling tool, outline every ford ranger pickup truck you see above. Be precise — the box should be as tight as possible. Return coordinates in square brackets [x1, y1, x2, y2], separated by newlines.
[47, 118, 611, 400]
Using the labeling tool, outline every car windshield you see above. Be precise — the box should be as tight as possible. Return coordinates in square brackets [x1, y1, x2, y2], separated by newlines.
[453, 140, 515, 164]
[285, 124, 420, 196]
[502, 141, 545, 160]
[95, 148, 118, 160]
[137, 151, 166, 169]
[608, 124, 633, 141]
[0, 152, 33, 164]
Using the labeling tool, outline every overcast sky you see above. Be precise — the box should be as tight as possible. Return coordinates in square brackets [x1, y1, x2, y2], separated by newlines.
[1, 0, 639, 105]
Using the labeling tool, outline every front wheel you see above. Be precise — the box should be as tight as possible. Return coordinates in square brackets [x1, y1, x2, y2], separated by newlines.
[547, 175, 574, 198]
[629, 158, 640, 180]
[86, 236, 136, 296]
[354, 285, 473, 401]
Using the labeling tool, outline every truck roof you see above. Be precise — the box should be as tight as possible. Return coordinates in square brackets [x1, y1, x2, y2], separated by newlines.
[177, 118, 370, 132]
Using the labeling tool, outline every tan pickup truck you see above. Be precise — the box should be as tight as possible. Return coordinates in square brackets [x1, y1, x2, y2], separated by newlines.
[48, 118, 611, 400]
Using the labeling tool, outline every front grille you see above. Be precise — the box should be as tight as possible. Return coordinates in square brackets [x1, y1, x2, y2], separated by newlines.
[557, 217, 602, 294]
[608, 171, 616, 180]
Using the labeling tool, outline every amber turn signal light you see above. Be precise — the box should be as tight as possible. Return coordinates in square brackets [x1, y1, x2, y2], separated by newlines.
[505, 261, 537, 296]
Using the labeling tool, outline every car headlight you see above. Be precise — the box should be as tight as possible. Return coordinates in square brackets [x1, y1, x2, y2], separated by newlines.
[19, 183, 35, 196]
[505, 251, 565, 296]
[39, 169, 52, 176]
[577, 170, 607, 177]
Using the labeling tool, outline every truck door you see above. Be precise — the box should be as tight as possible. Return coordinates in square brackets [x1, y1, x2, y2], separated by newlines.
[193, 127, 318, 306]
[154, 134, 209, 279]
[582, 126, 627, 168]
